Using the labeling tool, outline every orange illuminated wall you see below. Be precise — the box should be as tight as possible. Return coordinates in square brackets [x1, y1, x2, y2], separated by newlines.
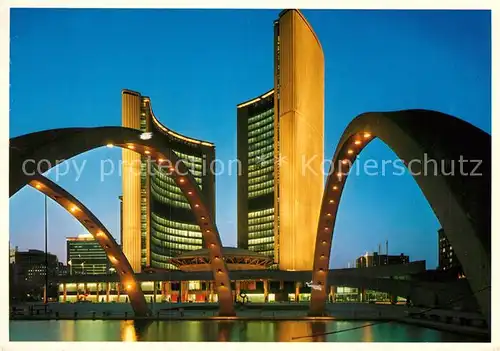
[275, 10, 324, 271]
[121, 90, 142, 272]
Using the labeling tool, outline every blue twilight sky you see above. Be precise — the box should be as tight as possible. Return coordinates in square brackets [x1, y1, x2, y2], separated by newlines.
[9, 9, 491, 269]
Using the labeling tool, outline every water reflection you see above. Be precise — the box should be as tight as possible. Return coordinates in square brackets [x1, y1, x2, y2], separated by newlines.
[217, 321, 234, 341]
[121, 321, 137, 342]
[9, 320, 484, 342]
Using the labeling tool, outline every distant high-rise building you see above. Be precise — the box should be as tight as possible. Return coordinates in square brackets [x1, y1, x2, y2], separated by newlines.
[438, 228, 463, 273]
[237, 9, 324, 271]
[66, 234, 110, 275]
[356, 252, 409, 268]
[12, 249, 58, 286]
[9, 243, 17, 264]
[57, 262, 68, 276]
[121, 89, 216, 272]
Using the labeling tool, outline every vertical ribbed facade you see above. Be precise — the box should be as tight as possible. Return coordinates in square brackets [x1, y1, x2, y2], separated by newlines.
[237, 9, 324, 271]
[122, 91, 142, 272]
[276, 10, 324, 271]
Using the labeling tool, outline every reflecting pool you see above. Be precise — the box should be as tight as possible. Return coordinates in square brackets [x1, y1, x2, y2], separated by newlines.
[9, 320, 483, 342]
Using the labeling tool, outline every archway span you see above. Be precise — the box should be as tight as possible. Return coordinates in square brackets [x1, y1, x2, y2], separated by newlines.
[10, 126, 236, 316]
[308, 110, 491, 324]
[28, 174, 150, 316]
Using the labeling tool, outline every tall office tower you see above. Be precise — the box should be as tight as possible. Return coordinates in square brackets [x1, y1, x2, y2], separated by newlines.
[122, 89, 216, 272]
[66, 234, 110, 275]
[237, 9, 324, 271]
[438, 228, 463, 273]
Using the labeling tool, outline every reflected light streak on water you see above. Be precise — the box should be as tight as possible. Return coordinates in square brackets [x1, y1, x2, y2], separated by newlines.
[9, 320, 484, 342]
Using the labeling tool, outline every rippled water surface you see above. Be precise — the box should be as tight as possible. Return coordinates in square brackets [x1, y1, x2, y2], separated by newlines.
[9, 320, 484, 342]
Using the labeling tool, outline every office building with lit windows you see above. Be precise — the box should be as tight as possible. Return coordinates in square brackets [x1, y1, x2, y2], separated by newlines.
[237, 9, 324, 271]
[438, 228, 463, 274]
[67, 234, 110, 275]
[122, 89, 215, 272]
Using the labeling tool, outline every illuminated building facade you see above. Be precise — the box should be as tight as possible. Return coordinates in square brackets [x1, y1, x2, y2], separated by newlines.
[237, 9, 324, 271]
[122, 89, 216, 272]
[67, 234, 110, 275]
[356, 252, 410, 268]
[438, 228, 464, 274]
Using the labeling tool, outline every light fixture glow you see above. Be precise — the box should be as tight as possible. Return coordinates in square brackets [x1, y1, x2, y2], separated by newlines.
[127, 144, 135, 149]
[342, 159, 349, 165]
[333, 186, 338, 190]
[158, 158, 165, 163]
[354, 140, 361, 145]
[194, 204, 200, 208]
[106, 143, 114, 148]
[70, 206, 78, 213]
[347, 149, 354, 154]
[179, 178, 185, 184]
[139, 132, 153, 140]
[329, 199, 334, 204]
[35, 183, 42, 189]
[144, 150, 150, 155]
[364, 132, 371, 138]
[187, 191, 193, 195]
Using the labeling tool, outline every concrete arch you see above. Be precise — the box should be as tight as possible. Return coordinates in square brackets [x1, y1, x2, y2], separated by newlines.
[10, 127, 236, 316]
[308, 110, 491, 324]
[28, 174, 150, 316]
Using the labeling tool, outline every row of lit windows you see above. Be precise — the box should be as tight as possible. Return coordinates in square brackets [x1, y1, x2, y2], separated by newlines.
[248, 121, 274, 138]
[151, 190, 191, 209]
[151, 182, 190, 204]
[248, 179, 274, 192]
[248, 108, 273, 126]
[248, 165, 274, 179]
[248, 114, 274, 132]
[249, 243, 275, 252]
[151, 213, 201, 232]
[248, 143, 274, 158]
[248, 159, 274, 171]
[152, 242, 200, 253]
[248, 208, 274, 219]
[152, 164, 203, 185]
[248, 214, 274, 226]
[151, 176, 185, 196]
[248, 236, 274, 245]
[248, 150, 274, 166]
[151, 222, 202, 241]
[249, 186, 274, 199]
[151, 213, 200, 232]
[248, 129, 274, 145]
[248, 229, 274, 239]
[251, 249, 274, 257]
[151, 161, 203, 176]
[150, 233, 202, 247]
[248, 222, 274, 232]
[173, 150, 203, 164]
[151, 224, 202, 242]
[248, 172, 274, 186]
[248, 137, 274, 152]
